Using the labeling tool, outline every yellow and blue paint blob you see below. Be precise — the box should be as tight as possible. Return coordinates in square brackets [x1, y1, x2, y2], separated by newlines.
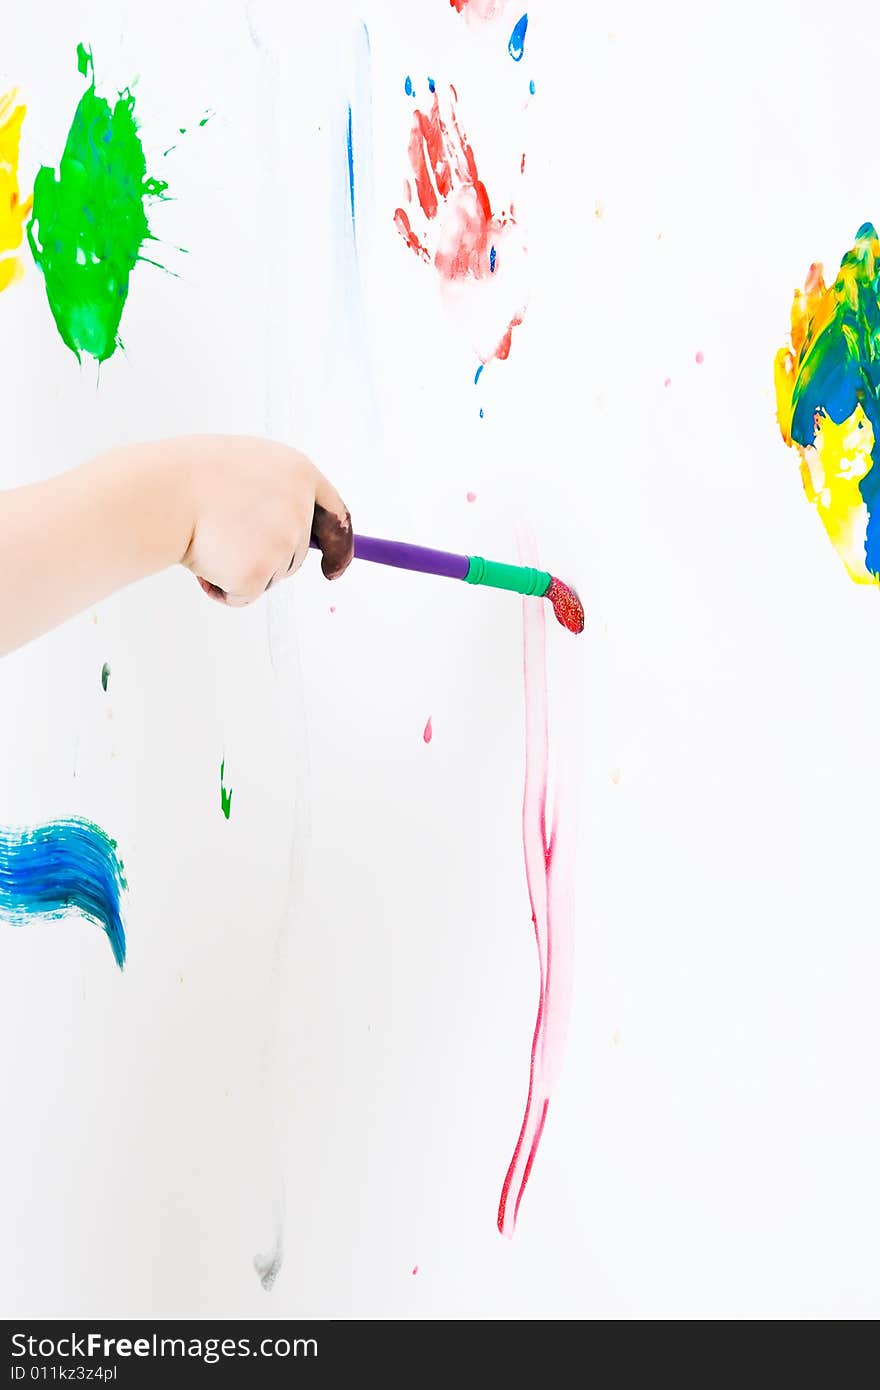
[776, 223, 880, 582]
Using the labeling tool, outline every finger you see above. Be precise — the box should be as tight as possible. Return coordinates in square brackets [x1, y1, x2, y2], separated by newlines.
[197, 576, 227, 602]
[197, 574, 267, 608]
[311, 476, 353, 580]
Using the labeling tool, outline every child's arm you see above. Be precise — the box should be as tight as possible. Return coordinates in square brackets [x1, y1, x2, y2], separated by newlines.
[0, 435, 352, 656]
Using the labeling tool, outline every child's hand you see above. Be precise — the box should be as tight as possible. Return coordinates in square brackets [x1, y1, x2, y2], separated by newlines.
[178, 436, 353, 606]
[0, 433, 351, 655]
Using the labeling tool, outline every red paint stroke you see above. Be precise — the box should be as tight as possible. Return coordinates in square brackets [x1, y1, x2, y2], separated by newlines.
[494, 311, 524, 362]
[466, 490, 477, 502]
[394, 87, 526, 363]
[412, 1264, 419, 1275]
[423, 715, 433, 744]
[497, 541, 576, 1238]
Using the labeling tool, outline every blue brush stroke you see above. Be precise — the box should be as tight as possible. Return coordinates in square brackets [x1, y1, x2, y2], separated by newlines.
[405, 75, 414, 96]
[346, 104, 355, 232]
[0, 818, 127, 968]
[509, 14, 528, 61]
[474, 364, 484, 385]
[489, 245, 496, 273]
[529, 78, 535, 95]
[428, 76, 435, 93]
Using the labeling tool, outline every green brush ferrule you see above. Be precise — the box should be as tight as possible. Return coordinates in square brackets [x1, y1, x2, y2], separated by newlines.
[465, 555, 553, 597]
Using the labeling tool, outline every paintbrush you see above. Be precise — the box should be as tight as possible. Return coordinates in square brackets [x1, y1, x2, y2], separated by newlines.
[313, 534, 585, 634]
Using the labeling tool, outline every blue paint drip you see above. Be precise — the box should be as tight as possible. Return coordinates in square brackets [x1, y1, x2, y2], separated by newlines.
[474, 364, 484, 385]
[428, 77, 435, 93]
[489, 245, 496, 273]
[479, 407, 484, 418]
[346, 104, 355, 231]
[508, 14, 529, 62]
[405, 75, 414, 96]
[529, 78, 536, 95]
[0, 818, 127, 968]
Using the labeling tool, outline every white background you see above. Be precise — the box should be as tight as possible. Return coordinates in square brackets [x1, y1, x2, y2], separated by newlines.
[0, 0, 878, 1319]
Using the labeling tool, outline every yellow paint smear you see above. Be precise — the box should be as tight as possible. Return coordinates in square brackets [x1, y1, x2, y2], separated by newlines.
[0, 89, 32, 292]
[796, 405, 875, 583]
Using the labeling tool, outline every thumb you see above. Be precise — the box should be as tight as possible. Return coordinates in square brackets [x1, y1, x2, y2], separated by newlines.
[311, 473, 353, 580]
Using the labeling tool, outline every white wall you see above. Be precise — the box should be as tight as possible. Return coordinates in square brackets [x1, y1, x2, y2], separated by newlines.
[0, 0, 878, 1319]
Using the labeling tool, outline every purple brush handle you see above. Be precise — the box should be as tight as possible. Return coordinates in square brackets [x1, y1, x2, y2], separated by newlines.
[310, 533, 470, 581]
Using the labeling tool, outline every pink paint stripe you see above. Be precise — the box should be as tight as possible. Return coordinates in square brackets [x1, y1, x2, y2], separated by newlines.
[497, 537, 576, 1237]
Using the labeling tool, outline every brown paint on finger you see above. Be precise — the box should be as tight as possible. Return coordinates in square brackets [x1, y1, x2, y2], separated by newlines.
[311, 502, 354, 579]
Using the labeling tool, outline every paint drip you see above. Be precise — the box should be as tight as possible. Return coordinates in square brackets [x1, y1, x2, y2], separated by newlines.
[394, 85, 527, 363]
[253, 1246, 282, 1292]
[508, 14, 529, 61]
[497, 545, 576, 1237]
[0, 818, 127, 967]
[0, 89, 32, 293]
[775, 223, 880, 582]
[220, 759, 233, 819]
[27, 44, 170, 363]
[423, 716, 433, 744]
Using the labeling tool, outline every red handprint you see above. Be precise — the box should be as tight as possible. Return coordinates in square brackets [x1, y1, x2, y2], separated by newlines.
[449, 0, 510, 21]
[394, 85, 527, 364]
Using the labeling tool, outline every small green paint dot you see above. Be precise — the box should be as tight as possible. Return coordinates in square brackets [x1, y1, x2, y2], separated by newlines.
[220, 758, 232, 820]
[101, 661, 110, 692]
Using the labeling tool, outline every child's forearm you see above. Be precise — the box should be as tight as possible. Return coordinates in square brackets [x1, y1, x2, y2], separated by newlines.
[0, 443, 193, 656]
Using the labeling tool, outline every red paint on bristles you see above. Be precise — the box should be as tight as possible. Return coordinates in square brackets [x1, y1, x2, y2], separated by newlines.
[545, 576, 584, 634]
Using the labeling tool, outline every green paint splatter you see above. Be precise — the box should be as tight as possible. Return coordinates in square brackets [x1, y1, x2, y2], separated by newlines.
[100, 661, 110, 692]
[27, 44, 169, 363]
[163, 110, 214, 158]
[220, 759, 232, 820]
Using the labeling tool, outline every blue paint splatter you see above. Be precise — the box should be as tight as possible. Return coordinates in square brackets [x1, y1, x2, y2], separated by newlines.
[0, 818, 127, 968]
[479, 407, 484, 418]
[346, 104, 355, 231]
[509, 14, 528, 62]
[474, 364, 484, 385]
[529, 79, 535, 95]
[489, 245, 497, 273]
[405, 75, 414, 96]
[428, 77, 435, 93]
